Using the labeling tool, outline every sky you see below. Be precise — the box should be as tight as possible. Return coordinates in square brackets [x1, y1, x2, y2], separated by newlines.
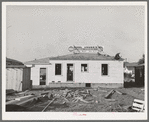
[6, 5, 145, 63]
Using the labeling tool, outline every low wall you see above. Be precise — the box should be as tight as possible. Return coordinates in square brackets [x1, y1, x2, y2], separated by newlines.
[32, 83, 123, 89]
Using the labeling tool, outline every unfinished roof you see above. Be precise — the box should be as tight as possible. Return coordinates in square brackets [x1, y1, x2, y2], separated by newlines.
[24, 53, 124, 65]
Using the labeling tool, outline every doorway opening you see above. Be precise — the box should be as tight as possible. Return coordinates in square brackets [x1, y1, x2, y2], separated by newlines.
[67, 64, 74, 81]
[40, 68, 46, 85]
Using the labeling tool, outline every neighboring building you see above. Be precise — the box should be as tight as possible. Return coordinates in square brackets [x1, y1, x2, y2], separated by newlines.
[6, 58, 25, 91]
[25, 52, 124, 88]
[6, 58, 32, 91]
[135, 64, 144, 87]
[6, 57, 24, 66]
[124, 62, 139, 74]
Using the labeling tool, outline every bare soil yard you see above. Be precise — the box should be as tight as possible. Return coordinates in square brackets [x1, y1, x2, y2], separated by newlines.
[6, 86, 144, 112]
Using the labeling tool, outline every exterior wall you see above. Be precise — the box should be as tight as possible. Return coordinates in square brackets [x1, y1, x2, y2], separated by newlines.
[27, 65, 50, 85]
[27, 60, 124, 86]
[6, 68, 23, 91]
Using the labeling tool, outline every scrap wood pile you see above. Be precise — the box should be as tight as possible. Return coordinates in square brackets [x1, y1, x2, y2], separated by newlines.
[6, 88, 95, 112]
[6, 87, 144, 112]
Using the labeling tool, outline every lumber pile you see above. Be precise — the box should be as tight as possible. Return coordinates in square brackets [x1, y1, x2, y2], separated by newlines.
[6, 88, 95, 112]
[48, 89, 94, 104]
[6, 88, 127, 112]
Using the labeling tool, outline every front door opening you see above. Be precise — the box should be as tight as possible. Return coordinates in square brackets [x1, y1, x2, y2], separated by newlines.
[67, 64, 74, 81]
[40, 68, 46, 85]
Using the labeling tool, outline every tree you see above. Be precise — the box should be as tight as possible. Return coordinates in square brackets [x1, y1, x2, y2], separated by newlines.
[138, 54, 145, 64]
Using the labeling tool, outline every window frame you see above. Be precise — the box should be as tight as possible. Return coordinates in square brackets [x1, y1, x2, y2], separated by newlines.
[81, 63, 89, 73]
[55, 63, 62, 75]
[101, 64, 108, 76]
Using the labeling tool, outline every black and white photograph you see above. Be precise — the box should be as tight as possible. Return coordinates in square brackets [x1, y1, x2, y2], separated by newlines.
[2, 2, 147, 120]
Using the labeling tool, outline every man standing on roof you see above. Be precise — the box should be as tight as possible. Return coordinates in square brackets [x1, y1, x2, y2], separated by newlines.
[114, 53, 122, 60]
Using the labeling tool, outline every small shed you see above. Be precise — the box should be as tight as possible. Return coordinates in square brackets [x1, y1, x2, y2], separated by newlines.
[135, 64, 144, 87]
[6, 58, 32, 91]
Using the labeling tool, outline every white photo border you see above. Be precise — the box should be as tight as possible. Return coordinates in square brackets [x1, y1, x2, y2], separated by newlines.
[2, 1, 148, 120]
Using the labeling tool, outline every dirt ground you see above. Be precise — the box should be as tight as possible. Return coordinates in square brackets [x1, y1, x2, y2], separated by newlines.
[6, 86, 145, 112]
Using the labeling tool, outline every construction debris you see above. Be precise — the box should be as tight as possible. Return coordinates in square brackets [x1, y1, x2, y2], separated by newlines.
[6, 93, 45, 106]
[105, 90, 115, 99]
[132, 99, 145, 112]
[6, 89, 16, 95]
[42, 98, 56, 112]
[6, 87, 144, 112]
[122, 105, 132, 111]
[17, 90, 30, 95]
[15, 94, 34, 101]
[105, 99, 116, 102]
[115, 90, 123, 95]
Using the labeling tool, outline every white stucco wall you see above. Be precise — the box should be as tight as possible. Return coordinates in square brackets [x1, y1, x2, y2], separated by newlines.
[27, 60, 124, 85]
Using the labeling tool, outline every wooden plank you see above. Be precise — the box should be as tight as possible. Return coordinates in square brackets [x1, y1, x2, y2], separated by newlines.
[6, 69, 9, 89]
[17, 97, 36, 106]
[15, 95, 34, 101]
[42, 98, 56, 112]
[105, 90, 115, 99]
[105, 99, 116, 102]
[132, 103, 144, 109]
[15, 95, 44, 106]
[14, 68, 21, 91]
[115, 90, 123, 95]
[8, 69, 12, 89]
[6, 99, 18, 105]
[17, 90, 29, 95]
[15, 69, 18, 91]
[18, 71, 22, 92]
[134, 99, 144, 104]
[6, 95, 34, 105]
[13, 69, 16, 90]
[132, 99, 144, 112]
[20, 69, 23, 91]
[17, 69, 22, 91]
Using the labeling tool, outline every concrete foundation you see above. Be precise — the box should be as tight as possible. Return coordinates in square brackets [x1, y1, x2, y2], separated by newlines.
[32, 83, 123, 89]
